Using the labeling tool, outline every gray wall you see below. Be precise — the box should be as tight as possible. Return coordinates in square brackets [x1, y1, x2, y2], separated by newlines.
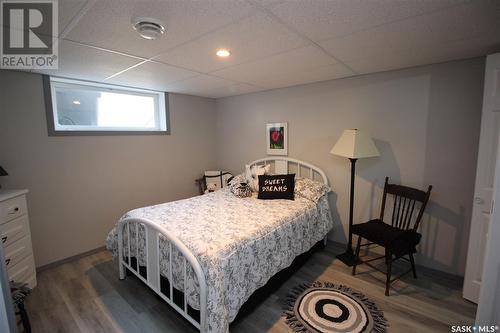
[0, 58, 485, 276]
[215, 58, 485, 276]
[0, 70, 217, 267]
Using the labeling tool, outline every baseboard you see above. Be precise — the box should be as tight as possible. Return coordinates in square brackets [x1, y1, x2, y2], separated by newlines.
[415, 264, 464, 286]
[36, 246, 106, 273]
[329, 241, 464, 285]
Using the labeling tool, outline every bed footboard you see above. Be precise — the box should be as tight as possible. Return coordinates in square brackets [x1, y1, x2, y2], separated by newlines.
[117, 217, 207, 332]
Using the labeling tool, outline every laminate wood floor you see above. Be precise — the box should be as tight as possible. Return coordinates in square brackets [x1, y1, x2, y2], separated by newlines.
[26, 243, 476, 333]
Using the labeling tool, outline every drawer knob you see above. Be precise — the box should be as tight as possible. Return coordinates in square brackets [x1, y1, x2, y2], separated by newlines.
[5, 259, 10, 266]
[1, 236, 6, 243]
[8, 207, 19, 214]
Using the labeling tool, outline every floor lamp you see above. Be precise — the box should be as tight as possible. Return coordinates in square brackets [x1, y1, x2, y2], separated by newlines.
[330, 129, 380, 266]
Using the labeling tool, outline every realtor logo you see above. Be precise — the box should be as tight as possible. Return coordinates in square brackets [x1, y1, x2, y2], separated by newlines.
[1, 0, 58, 69]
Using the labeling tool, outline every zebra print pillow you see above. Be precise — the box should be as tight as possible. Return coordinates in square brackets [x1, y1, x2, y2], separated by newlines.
[228, 174, 252, 198]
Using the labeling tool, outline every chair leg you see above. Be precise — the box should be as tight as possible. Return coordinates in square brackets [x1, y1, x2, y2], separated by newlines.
[385, 249, 392, 296]
[352, 236, 362, 276]
[409, 252, 417, 278]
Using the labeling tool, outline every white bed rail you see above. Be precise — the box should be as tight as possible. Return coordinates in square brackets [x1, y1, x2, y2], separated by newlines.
[248, 157, 329, 186]
[117, 217, 207, 332]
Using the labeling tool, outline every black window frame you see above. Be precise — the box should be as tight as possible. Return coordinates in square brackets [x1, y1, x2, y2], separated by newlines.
[43, 75, 171, 136]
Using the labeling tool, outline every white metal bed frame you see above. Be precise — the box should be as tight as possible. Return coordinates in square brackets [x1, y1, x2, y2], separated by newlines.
[117, 157, 329, 332]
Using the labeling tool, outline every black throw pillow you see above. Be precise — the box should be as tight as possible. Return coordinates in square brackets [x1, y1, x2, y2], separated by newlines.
[257, 174, 295, 200]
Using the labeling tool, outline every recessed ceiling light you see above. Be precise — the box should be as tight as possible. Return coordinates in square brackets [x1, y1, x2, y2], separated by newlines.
[216, 49, 231, 58]
[132, 17, 166, 40]
[73, 100, 81, 105]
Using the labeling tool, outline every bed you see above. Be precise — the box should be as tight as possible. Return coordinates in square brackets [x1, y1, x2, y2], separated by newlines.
[105, 157, 333, 333]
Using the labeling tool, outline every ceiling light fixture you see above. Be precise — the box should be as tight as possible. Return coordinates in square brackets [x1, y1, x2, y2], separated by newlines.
[216, 49, 231, 57]
[73, 100, 81, 105]
[132, 17, 166, 40]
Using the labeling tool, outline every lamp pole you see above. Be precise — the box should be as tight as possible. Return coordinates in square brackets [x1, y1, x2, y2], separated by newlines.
[336, 158, 359, 266]
[347, 158, 357, 253]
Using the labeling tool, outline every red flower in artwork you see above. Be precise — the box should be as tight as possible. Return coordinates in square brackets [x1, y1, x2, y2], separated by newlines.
[271, 131, 280, 142]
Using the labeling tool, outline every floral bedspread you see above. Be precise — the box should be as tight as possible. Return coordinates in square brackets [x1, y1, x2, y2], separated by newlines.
[106, 189, 332, 333]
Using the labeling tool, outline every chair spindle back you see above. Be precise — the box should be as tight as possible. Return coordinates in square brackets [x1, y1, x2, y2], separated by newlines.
[379, 177, 432, 231]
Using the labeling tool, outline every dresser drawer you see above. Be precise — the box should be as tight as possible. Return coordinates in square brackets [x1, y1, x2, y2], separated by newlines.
[0, 215, 30, 248]
[4, 235, 33, 270]
[0, 195, 27, 225]
[7, 254, 36, 288]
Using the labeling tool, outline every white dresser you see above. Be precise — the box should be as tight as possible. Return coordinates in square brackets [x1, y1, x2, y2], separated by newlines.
[0, 190, 36, 289]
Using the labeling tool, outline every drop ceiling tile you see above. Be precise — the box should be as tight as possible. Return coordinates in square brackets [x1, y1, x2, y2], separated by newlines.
[32, 40, 142, 81]
[59, 0, 89, 34]
[10, 0, 500, 98]
[154, 13, 308, 73]
[164, 74, 236, 95]
[212, 45, 344, 88]
[248, 0, 286, 8]
[200, 82, 265, 98]
[319, 1, 500, 64]
[267, 0, 467, 42]
[319, 22, 429, 64]
[263, 63, 354, 89]
[344, 50, 436, 75]
[425, 1, 500, 42]
[106, 60, 199, 91]
[64, 0, 257, 58]
[347, 36, 500, 75]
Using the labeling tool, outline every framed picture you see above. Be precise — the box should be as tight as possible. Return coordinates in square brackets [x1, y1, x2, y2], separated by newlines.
[266, 122, 288, 156]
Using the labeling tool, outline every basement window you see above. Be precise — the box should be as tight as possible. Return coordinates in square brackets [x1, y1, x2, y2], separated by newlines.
[44, 76, 169, 136]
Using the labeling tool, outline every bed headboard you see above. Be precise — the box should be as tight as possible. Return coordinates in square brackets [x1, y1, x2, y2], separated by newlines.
[247, 157, 329, 186]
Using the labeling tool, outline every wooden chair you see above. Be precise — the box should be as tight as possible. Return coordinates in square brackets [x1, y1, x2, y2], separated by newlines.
[351, 177, 432, 296]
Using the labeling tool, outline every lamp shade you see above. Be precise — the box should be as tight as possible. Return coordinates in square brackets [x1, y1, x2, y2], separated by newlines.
[0, 166, 7, 176]
[330, 129, 380, 159]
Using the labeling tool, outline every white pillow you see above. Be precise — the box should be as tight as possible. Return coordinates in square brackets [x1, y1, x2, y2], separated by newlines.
[253, 164, 270, 177]
[295, 177, 331, 202]
[245, 164, 271, 191]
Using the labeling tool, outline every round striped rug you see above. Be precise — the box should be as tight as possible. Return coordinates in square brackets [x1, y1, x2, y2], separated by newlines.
[283, 282, 388, 333]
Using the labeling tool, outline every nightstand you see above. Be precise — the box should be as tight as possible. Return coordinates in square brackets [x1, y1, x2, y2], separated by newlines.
[0, 190, 36, 289]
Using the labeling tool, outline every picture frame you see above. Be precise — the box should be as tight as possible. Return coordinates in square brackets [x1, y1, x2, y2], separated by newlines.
[266, 122, 288, 156]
